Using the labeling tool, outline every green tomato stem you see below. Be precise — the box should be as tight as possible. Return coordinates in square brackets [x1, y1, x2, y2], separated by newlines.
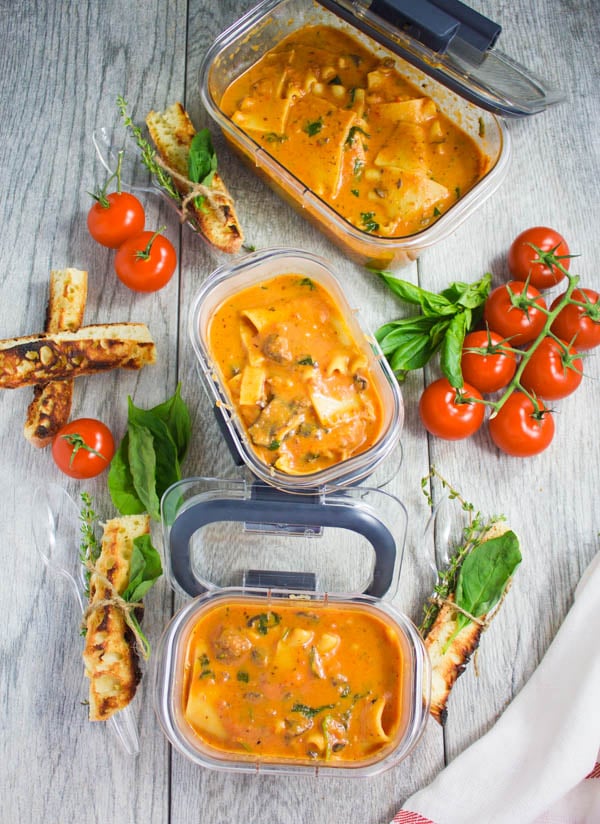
[135, 225, 166, 261]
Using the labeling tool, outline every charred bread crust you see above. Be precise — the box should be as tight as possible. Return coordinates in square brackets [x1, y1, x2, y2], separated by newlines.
[0, 323, 156, 388]
[24, 269, 88, 447]
[83, 514, 150, 722]
[145, 102, 244, 254]
[423, 522, 509, 725]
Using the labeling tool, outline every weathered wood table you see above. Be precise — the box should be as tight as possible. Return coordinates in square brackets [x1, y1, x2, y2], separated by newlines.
[1, 1, 598, 822]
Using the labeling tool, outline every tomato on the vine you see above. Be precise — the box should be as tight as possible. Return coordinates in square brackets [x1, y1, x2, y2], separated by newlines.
[114, 228, 177, 292]
[87, 191, 145, 248]
[507, 226, 570, 288]
[460, 330, 517, 394]
[520, 336, 583, 400]
[483, 281, 547, 346]
[488, 392, 554, 457]
[550, 288, 600, 350]
[419, 378, 485, 440]
[52, 418, 115, 479]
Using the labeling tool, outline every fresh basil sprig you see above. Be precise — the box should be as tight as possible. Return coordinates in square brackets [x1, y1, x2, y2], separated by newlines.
[189, 128, 218, 211]
[375, 271, 491, 387]
[454, 530, 521, 634]
[121, 533, 163, 659]
[108, 384, 191, 522]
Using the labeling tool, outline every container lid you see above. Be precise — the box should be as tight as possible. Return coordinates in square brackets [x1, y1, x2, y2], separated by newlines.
[161, 477, 408, 601]
[317, 0, 564, 116]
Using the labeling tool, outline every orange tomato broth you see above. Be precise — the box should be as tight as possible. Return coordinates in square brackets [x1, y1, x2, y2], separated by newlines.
[220, 25, 489, 239]
[182, 599, 405, 763]
[207, 273, 385, 475]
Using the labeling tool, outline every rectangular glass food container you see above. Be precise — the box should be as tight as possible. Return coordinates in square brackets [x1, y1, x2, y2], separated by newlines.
[199, 0, 514, 269]
[154, 477, 430, 776]
[189, 247, 404, 493]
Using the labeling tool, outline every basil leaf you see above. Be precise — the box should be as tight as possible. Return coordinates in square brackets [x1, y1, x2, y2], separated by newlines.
[440, 311, 468, 388]
[122, 534, 163, 603]
[455, 531, 522, 633]
[128, 421, 161, 522]
[127, 397, 181, 499]
[375, 315, 440, 353]
[144, 383, 191, 463]
[189, 128, 218, 186]
[108, 433, 146, 515]
[378, 273, 454, 313]
[443, 273, 492, 309]
[389, 333, 439, 373]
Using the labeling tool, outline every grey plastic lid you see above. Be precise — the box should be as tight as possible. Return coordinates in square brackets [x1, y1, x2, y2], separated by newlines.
[161, 478, 409, 602]
[318, 0, 564, 116]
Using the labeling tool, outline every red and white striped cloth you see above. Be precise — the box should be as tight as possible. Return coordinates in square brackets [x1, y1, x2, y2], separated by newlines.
[391, 553, 600, 824]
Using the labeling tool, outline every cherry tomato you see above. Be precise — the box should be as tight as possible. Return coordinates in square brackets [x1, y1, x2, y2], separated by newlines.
[488, 392, 554, 457]
[483, 281, 547, 346]
[87, 192, 145, 248]
[419, 378, 485, 440]
[520, 336, 583, 400]
[550, 288, 600, 350]
[507, 226, 570, 288]
[52, 418, 115, 479]
[114, 228, 177, 292]
[460, 330, 517, 394]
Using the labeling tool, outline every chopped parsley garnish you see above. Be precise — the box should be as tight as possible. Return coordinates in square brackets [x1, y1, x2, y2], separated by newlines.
[351, 188, 359, 197]
[291, 703, 336, 718]
[297, 356, 316, 366]
[299, 277, 316, 290]
[303, 118, 324, 137]
[345, 125, 370, 147]
[268, 440, 280, 451]
[353, 157, 365, 179]
[237, 671, 250, 683]
[328, 75, 342, 85]
[360, 211, 380, 233]
[455, 186, 461, 199]
[433, 206, 441, 217]
[247, 611, 282, 635]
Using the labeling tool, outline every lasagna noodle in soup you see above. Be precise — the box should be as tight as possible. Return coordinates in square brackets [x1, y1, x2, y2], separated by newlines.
[220, 25, 490, 238]
[208, 273, 385, 475]
[182, 599, 405, 763]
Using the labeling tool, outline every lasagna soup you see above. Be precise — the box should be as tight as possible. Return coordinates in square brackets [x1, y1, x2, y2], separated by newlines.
[220, 25, 490, 238]
[182, 599, 405, 763]
[208, 273, 384, 475]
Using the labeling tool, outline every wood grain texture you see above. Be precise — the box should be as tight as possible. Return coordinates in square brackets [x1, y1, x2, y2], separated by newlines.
[0, 0, 598, 822]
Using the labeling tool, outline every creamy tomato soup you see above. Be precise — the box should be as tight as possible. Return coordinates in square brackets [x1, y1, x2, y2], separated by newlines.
[182, 599, 405, 763]
[208, 273, 385, 475]
[221, 25, 489, 238]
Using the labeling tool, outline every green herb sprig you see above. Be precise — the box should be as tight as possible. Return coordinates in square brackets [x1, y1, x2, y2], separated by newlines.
[419, 467, 520, 637]
[375, 271, 492, 385]
[117, 95, 180, 201]
[108, 383, 191, 523]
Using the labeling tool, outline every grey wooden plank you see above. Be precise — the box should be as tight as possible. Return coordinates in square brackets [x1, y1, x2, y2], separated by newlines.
[0, 1, 187, 822]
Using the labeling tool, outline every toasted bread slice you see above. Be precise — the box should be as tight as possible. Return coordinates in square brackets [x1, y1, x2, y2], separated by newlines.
[0, 323, 156, 388]
[24, 269, 88, 447]
[424, 522, 510, 725]
[146, 102, 244, 254]
[83, 513, 151, 721]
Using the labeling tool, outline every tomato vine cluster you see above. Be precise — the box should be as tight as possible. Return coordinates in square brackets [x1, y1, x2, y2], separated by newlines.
[419, 227, 599, 457]
[87, 151, 177, 292]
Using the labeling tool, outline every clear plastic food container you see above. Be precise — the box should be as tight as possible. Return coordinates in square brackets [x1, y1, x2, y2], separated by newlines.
[189, 247, 404, 493]
[200, 0, 562, 268]
[154, 477, 429, 776]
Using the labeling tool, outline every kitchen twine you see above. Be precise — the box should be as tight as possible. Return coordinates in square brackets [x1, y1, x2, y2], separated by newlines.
[153, 156, 235, 226]
[81, 561, 149, 659]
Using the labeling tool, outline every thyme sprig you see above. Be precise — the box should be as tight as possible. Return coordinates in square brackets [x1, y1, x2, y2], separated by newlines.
[419, 467, 505, 636]
[116, 95, 180, 201]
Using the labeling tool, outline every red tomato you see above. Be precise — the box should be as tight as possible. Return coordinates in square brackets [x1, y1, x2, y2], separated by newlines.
[87, 192, 145, 248]
[419, 378, 485, 440]
[520, 336, 583, 400]
[507, 226, 570, 288]
[550, 288, 600, 350]
[483, 281, 547, 346]
[52, 418, 115, 479]
[114, 229, 177, 292]
[460, 330, 517, 393]
[488, 392, 554, 457]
